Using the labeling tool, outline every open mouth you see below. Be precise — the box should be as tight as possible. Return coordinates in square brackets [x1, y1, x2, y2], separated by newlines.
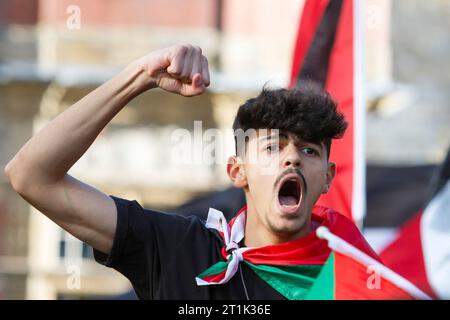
[277, 175, 302, 212]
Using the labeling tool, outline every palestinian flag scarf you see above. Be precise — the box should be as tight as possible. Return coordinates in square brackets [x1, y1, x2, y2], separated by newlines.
[196, 205, 379, 300]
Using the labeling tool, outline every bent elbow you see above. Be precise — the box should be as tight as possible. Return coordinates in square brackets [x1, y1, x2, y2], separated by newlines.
[4, 160, 28, 195]
[4, 160, 15, 186]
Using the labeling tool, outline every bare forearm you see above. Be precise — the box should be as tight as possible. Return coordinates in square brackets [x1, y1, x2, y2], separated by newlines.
[5, 61, 151, 188]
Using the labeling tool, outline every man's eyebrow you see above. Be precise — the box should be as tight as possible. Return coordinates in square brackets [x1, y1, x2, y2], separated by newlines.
[258, 132, 289, 142]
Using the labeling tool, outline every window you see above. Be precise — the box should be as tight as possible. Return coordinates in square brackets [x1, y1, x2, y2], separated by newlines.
[58, 230, 94, 260]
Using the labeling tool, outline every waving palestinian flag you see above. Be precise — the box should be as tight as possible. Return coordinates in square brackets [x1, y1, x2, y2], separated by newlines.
[307, 227, 432, 300]
[378, 147, 450, 299]
[290, 0, 366, 224]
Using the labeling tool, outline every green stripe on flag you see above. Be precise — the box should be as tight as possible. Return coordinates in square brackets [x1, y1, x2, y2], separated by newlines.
[305, 253, 335, 300]
[197, 260, 230, 278]
[246, 262, 324, 300]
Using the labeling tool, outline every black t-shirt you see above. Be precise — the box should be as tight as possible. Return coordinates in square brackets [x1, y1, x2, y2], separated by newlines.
[94, 196, 285, 300]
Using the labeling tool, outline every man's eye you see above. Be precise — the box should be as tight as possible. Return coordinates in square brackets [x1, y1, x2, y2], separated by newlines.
[302, 147, 317, 155]
[266, 144, 279, 153]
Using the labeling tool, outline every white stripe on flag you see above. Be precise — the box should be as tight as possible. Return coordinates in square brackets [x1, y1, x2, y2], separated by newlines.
[421, 180, 450, 299]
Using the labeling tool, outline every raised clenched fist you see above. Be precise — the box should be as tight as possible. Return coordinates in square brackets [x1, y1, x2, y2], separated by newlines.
[135, 44, 210, 97]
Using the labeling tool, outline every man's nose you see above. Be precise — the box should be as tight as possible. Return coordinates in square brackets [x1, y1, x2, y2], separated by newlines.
[282, 147, 301, 168]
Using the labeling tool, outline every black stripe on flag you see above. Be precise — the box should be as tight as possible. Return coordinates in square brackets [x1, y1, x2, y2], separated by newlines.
[297, 0, 344, 89]
[427, 146, 450, 203]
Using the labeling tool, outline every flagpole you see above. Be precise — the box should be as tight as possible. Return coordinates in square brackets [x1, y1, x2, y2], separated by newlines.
[352, 0, 367, 229]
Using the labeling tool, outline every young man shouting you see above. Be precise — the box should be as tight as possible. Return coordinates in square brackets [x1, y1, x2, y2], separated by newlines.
[5, 44, 378, 299]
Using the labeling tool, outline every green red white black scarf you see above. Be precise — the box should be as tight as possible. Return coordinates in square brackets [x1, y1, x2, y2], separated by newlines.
[196, 205, 380, 300]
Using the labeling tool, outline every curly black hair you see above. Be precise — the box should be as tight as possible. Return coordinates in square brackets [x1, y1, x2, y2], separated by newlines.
[232, 85, 348, 159]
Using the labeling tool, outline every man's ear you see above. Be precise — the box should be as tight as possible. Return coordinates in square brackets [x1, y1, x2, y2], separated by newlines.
[227, 156, 247, 188]
[322, 162, 336, 194]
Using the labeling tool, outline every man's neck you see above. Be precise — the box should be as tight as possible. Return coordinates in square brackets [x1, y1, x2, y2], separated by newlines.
[243, 206, 312, 248]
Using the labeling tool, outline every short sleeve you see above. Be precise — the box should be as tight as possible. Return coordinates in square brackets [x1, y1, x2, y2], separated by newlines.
[93, 195, 216, 299]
